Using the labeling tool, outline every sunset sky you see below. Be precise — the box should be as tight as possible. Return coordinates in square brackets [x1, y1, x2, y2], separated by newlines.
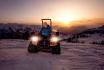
[0, 0, 104, 25]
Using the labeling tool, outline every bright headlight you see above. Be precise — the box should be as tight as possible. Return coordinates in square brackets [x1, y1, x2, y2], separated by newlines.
[30, 36, 39, 42]
[50, 36, 59, 42]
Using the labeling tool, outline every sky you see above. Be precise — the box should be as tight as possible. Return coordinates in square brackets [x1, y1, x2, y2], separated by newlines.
[0, 0, 104, 25]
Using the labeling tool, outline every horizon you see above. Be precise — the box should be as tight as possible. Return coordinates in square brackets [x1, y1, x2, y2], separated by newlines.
[0, 18, 104, 29]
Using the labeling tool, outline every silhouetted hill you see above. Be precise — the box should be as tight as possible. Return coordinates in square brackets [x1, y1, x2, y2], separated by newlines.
[0, 23, 41, 39]
[67, 25, 104, 45]
[99, 25, 104, 29]
[60, 25, 88, 34]
[79, 25, 104, 35]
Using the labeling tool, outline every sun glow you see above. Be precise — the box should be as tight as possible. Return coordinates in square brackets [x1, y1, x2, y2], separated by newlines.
[60, 16, 70, 24]
[56, 15, 73, 26]
[54, 12, 76, 26]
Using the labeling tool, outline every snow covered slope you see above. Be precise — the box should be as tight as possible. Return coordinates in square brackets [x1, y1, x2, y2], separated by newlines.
[0, 39, 104, 70]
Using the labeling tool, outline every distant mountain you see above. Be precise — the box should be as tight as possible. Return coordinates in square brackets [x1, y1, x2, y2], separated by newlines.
[79, 25, 104, 35]
[98, 25, 104, 30]
[0, 23, 41, 39]
[60, 25, 88, 34]
[0, 23, 41, 32]
[67, 25, 104, 45]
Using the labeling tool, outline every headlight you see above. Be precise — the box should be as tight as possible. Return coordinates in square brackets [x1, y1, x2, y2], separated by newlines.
[50, 36, 59, 42]
[30, 36, 40, 42]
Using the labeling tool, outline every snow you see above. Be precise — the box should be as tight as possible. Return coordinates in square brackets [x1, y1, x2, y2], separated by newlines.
[78, 34, 104, 44]
[0, 39, 104, 70]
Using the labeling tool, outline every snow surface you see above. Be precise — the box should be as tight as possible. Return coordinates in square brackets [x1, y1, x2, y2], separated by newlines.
[0, 39, 104, 70]
[75, 33, 104, 44]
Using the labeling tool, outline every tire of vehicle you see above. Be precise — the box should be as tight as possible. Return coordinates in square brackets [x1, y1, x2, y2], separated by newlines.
[51, 43, 61, 54]
[28, 42, 38, 53]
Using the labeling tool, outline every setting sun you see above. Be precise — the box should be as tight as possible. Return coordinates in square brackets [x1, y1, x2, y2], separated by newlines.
[60, 16, 70, 24]
[55, 13, 74, 26]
